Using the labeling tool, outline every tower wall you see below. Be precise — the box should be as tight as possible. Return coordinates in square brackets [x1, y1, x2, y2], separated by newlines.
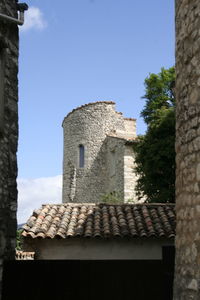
[123, 118, 137, 139]
[62, 101, 135, 203]
[124, 144, 138, 202]
[105, 136, 125, 200]
[174, 0, 200, 298]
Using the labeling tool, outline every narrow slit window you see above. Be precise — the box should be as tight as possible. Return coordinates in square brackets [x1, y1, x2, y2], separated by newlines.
[0, 47, 5, 136]
[79, 145, 85, 168]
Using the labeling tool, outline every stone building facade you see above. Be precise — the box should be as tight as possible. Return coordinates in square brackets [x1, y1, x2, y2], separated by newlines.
[174, 0, 200, 298]
[62, 101, 138, 203]
[0, 1, 19, 298]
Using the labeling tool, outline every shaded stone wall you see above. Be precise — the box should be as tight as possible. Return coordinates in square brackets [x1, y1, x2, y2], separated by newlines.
[105, 136, 125, 200]
[174, 0, 200, 298]
[0, 0, 19, 298]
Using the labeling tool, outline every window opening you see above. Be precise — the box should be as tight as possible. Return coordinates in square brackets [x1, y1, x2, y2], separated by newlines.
[0, 46, 5, 136]
[110, 150, 116, 177]
[79, 145, 85, 168]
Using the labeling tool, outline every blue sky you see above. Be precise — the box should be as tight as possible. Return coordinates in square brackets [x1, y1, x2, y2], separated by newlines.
[17, 0, 175, 222]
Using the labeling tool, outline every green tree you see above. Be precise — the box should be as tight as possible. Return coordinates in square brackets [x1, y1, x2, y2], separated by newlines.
[133, 67, 175, 203]
[16, 229, 23, 250]
[141, 67, 175, 125]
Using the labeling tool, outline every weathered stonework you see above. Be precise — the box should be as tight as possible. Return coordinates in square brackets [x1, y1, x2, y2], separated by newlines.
[0, 1, 19, 298]
[174, 0, 200, 298]
[62, 101, 138, 203]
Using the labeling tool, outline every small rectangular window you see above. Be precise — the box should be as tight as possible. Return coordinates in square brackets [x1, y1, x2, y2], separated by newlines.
[110, 150, 116, 177]
[79, 145, 85, 168]
[0, 47, 5, 137]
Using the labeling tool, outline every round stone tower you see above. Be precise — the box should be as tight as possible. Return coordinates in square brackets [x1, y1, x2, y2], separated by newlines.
[62, 101, 136, 203]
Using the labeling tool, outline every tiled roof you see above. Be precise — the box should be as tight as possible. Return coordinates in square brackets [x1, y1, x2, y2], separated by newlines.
[22, 203, 175, 239]
[107, 134, 136, 143]
[124, 117, 136, 121]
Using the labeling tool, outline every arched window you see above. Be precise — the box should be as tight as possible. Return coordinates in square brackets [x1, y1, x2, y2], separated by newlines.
[79, 144, 85, 168]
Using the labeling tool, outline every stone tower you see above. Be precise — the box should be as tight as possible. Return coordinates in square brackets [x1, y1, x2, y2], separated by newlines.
[62, 101, 138, 203]
[174, 0, 200, 299]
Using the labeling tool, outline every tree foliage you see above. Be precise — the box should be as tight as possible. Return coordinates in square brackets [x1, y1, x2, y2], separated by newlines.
[133, 67, 175, 203]
[16, 229, 23, 250]
[141, 67, 175, 125]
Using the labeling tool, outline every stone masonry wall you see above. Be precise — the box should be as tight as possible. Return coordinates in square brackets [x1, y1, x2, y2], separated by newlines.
[105, 136, 125, 200]
[62, 102, 136, 203]
[123, 119, 136, 138]
[0, 0, 19, 298]
[124, 144, 138, 202]
[174, 0, 200, 298]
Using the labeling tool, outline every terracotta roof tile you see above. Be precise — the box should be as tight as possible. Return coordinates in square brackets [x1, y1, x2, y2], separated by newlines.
[22, 203, 175, 239]
[107, 133, 136, 143]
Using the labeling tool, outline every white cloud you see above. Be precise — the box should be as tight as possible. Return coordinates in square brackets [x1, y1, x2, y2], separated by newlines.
[17, 175, 62, 224]
[20, 6, 47, 32]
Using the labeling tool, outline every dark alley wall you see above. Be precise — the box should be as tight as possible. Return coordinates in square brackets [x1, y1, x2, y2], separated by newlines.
[0, 0, 19, 298]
